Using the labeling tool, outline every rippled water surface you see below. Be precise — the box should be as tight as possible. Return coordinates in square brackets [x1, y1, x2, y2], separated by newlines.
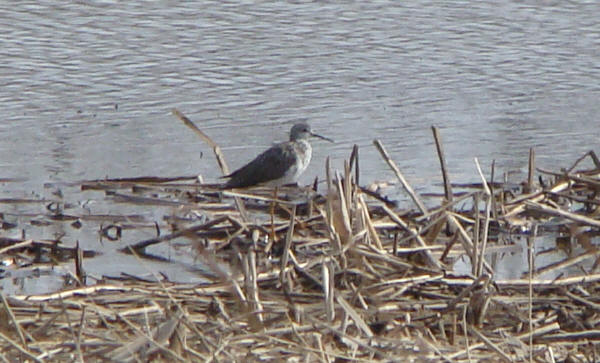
[1, 1, 599, 293]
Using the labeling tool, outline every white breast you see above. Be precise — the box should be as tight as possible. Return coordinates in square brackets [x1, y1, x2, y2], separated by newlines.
[266, 140, 312, 186]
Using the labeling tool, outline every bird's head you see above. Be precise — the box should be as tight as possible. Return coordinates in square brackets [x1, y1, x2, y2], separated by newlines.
[290, 123, 333, 143]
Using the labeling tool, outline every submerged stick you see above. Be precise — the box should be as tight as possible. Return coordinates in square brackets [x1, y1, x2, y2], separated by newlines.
[122, 216, 229, 253]
[373, 139, 428, 214]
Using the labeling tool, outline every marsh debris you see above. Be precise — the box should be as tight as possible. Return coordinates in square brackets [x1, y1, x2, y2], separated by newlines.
[1, 118, 600, 361]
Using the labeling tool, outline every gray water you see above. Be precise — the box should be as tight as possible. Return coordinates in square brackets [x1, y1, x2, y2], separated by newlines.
[1, 1, 600, 294]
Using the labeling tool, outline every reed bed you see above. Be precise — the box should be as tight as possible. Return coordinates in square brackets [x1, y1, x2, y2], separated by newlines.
[2, 116, 600, 361]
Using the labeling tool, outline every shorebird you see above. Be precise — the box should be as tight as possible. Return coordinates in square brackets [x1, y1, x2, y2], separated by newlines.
[222, 123, 333, 188]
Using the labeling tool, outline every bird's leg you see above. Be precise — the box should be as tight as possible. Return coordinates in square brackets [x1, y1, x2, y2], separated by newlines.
[269, 187, 278, 245]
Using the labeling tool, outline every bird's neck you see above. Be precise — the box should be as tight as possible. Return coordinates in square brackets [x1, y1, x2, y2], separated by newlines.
[295, 139, 311, 149]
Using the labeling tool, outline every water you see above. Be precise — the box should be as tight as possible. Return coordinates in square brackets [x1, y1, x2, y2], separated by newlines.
[1, 1, 600, 293]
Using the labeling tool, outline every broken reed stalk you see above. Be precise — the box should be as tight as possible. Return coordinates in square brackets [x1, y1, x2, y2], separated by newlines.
[335, 295, 373, 338]
[74, 241, 85, 285]
[343, 160, 353, 217]
[538, 170, 600, 190]
[356, 193, 383, 250]
[171, 108, 248, 222]
[461, 305, 472, 361]
[373, 139, 428, 215]
[0, 293, 26, 349]
[527, 147, 535, 193]
[474, 158, 491, 277]
[325, 157, 333, 227]
[415, 191, 477, 222]
[493, 272, 600, 286]
[566, 149, 600, 173]
[75, 307, 85, 362]
[322, 259, 335, 322]
[527, 225, 536, 362]
[530, 249, 600, 278]
[381, 205, 442, 270]
[171, 108, 230, 176]
[446, 212, 494, 275]
[334, 170, 352, 248]
[473, 192, 480, 276]
[449, 322, 560, 360]
[0, 239, 33, 255]
[279, 204, 297, 286]
[322, 158, 344, 254]
[564, 290, 600, 310]
[432, 126, 454, 202]
[269, 188, 277, 248]
[108, 310, 186, 362]
[246, 248, 263, 324]
[489, 160, 498, 222]
[504, 175, 574, 218]
[348, 144, 359, 186]
[343, 145, 360, 232]
[525, 200, 600, 228]
[0, 330, 41, 363]
[469, 326, 512, 362]
[444, 274, 490, 312]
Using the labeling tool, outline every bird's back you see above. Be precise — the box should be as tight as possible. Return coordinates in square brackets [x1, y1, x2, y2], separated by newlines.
[223, 141, 298, 188]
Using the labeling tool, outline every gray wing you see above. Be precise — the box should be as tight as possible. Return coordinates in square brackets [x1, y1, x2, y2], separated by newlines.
[223, 142, 297, 188]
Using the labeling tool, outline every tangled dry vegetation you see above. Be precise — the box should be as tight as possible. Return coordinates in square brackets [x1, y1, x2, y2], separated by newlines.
[1, 114, 600, 362]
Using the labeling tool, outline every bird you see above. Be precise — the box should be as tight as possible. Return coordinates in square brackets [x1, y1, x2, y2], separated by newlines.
[222, 123, 333, 188]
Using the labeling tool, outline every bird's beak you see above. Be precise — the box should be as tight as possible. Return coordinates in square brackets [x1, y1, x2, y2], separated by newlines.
[311, 131, 334, 143]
